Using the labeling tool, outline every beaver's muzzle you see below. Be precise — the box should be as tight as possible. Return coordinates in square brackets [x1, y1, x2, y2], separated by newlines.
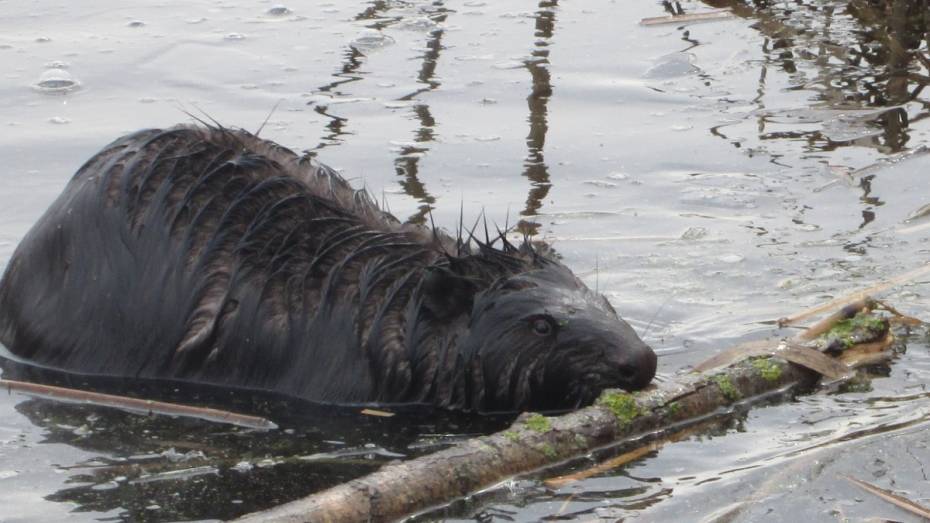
[612, 339, 658, 391]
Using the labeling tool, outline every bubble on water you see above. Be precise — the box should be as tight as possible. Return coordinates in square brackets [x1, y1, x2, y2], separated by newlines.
[127, 19, 145, 28]
[718, 254, 744, 263]
[43, 60, 69, 69]
[267, 5, 291, 16]
[583, 180, 617, 188]
[33, 68, 80, 94]
[397, 17, 440, 32]
[680, 227, 708, 240]
[35, 36, 52, 43]
[48, 116, 70, 124]
[475, 135, 501, 142]
[643, 52, 700, 79]
[607, 172, 629, 180]
[186, 17, 207, 24]
[350, 29, 394, 53]
[225, 32, 246, 41]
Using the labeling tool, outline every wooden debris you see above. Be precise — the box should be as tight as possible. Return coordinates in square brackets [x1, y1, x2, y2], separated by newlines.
[778, 265, 930, 327]
[360, 408, 395, 418]
[0, 379, 277, 430]
[640, 8, 735, 26]
[843, 475, 930, 519]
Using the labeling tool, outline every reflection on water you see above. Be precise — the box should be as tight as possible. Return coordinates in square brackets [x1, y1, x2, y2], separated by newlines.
[394, 3, 448, 224]
[1, 362, 511, 521]
[705, 0, 930, 156]
[518, 0, 557, 235]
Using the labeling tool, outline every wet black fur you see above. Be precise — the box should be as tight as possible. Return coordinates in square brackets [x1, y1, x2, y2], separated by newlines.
[0, 125, 656, 412]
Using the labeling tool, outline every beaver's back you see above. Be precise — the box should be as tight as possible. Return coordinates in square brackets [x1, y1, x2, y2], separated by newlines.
[0, 126, 438, 402]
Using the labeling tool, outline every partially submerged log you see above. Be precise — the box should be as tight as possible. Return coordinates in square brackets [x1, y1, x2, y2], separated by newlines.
[236, 300, 915, 523]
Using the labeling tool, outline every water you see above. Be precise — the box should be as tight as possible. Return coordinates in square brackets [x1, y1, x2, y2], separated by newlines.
[0, 0, 929, 521]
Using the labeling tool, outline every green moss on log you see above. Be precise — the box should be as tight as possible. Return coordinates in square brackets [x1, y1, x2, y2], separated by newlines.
[540, 443, 557, 459]
[822, 312, 888, 348]
[597, 391, 641, 426]
[751, 358, 783, 382]
[524, 413, 552, 432]
[714, 374, 741, 401]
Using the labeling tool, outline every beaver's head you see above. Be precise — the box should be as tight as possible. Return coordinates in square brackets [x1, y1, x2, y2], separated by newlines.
[428, 259, 657, 413]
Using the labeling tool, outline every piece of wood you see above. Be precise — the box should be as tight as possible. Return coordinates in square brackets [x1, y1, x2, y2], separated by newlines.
[778, 263, 930, 327]
[640, 8, 735, 26]
[0, 379, 277, 430]
[843, 475, 930, 519]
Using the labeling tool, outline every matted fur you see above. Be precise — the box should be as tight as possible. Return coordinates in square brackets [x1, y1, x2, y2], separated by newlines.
[0, 125, 656, 412]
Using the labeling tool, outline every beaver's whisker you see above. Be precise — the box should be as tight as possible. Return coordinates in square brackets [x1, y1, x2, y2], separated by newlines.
[640, 295, 673, 340]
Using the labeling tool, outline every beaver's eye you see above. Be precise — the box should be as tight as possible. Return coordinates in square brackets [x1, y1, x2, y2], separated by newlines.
[531, 316, 556, 336]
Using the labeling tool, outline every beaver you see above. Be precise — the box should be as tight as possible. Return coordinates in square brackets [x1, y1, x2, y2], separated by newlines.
[0, 125, 656, 413]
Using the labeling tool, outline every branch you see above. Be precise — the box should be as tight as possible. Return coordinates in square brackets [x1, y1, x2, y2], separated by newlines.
[0, 379, 277, 430]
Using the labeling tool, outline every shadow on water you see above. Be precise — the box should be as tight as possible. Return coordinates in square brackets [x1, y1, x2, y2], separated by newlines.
[1, 359, 513, 521]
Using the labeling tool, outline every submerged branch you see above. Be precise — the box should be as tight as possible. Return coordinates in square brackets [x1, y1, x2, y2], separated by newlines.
[0, 379, 277, 430]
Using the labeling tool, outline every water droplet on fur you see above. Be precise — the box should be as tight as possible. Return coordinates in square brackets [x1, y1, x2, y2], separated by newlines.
[34, 68, 80, 93]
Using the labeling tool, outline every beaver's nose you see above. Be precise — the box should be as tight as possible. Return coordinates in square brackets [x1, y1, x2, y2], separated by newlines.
[613, 341, 658, 391]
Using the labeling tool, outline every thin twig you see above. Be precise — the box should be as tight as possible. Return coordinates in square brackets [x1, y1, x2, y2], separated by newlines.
[843, 475, 930, 519]
[0, 379, 277, 430]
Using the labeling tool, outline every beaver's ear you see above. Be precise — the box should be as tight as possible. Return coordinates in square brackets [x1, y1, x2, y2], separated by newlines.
[421, 267, 476, 320]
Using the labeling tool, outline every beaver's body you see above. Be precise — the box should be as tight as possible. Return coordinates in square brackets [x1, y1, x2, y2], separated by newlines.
[0, 126, 656, 412]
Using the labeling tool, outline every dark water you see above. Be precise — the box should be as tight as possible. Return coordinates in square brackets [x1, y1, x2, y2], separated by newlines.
[0, 0, 929, 521]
